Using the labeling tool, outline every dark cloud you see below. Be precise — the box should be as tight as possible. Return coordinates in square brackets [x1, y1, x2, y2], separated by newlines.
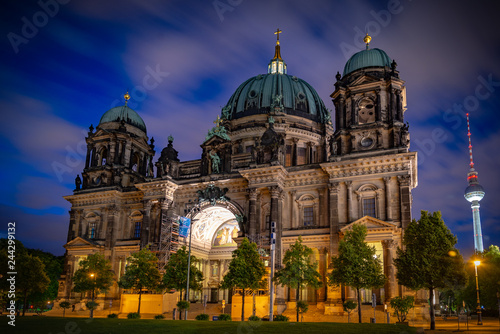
[1, 0, 499, 258]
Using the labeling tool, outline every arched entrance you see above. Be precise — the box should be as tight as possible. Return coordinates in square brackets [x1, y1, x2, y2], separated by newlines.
[183, 201, 242, 303]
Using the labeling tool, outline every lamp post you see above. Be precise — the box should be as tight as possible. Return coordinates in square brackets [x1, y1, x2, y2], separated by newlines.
[184, 204, 200, 321]
[474, 260, 482, 325]
[90, 273, 96, 319]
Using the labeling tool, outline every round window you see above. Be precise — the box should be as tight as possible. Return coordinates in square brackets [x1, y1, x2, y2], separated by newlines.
[360, 137, 374, 148]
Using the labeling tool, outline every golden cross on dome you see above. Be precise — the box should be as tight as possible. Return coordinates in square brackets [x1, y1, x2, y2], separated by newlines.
[274, 28, 282, 44]
[214, 115, 221, 127]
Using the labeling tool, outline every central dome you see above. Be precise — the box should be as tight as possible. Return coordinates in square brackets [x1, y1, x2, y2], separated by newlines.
[222, 73, 330, 123]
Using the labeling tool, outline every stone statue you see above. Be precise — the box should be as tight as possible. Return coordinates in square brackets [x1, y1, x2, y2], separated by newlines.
[209, 150, 220, 174]
[75, 175, 82, 190]
[400, 122, 410, 147]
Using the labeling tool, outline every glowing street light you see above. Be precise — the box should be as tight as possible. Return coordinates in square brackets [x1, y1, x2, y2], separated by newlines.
[474, 260, 482, 325]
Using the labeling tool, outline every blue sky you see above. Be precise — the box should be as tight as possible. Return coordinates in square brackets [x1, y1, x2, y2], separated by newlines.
[1, 0, 499, 258]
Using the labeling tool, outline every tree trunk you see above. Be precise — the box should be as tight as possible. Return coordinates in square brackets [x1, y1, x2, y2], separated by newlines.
[357, 288, 362, 323]
[138, 288, 142, 314]
[22, 291, 28, 316]
[296, 284, 300, 322]
[429, 287, 435, 330]
[241, 289, 245, 321]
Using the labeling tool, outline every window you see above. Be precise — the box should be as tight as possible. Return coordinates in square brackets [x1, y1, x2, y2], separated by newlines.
[265, 215, 270, 231]
[297, 148, 306, 165]
[89, 223, 97, 239]
[363, 198, 376, 217]
[303, 206, 314, 226]
[285, 145, 292, 167]
[134, 221, 142, 238]
[246, 145, 253, 153]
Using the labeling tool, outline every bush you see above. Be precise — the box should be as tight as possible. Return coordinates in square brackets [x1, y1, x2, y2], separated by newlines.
[218, 313, 231, 321]
[127, 312, 141, 319]
[273, 314, 289, 321]
[176, 300, 190, 311]
[59, 302, 71, 318]
[248, 315, 260, 321]
[195, 313, 209, 320]
[297, 301, 309, 314]
[85, 301, 99, 311]
[107, 313, 118, 318]
[154, 314, 165, 319]
[390, 296, 414, 323]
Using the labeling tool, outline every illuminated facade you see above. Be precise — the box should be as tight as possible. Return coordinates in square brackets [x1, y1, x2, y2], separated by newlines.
[58, 34, 419, 314]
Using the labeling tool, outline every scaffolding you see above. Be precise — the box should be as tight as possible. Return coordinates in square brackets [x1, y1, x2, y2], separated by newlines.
[157, 214, 180, 270]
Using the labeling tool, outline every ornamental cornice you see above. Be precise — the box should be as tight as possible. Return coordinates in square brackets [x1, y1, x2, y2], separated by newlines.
[135, 179, 178, 201]
[284, 170, 328, 188]
[320, 152, 417, 187]
[64, 190, 143, 208]
[239, 165, 288, 189]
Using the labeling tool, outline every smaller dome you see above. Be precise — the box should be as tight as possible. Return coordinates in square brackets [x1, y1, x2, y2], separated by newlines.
[343, 48, 392, 76]
[99, 105, 147, 133]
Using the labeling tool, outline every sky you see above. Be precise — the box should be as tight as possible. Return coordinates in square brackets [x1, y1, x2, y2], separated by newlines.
[0, 0, 499, 259]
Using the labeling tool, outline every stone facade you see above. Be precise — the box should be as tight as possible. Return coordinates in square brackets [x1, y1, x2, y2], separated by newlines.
[58, 38, 418, 312]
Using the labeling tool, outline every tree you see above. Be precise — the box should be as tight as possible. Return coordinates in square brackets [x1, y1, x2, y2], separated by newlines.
[343, 300, 357, 323]
[394, 211, 467, 330]
[274, 236, 323, 322]
[72, 253, 114, 318]
[118, 248, 162, 314]
[328, 223, 386, 323]
[162, 246, 204, 319]
[16, 253, 51, 316]
[220, 238, 266, 321]
[59, 301, 71, 317]
[390, 296, 414, 323]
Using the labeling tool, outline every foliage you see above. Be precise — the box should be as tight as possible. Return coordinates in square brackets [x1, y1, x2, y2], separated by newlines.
[86, 301, 99, 310]
[328, 224, 385, 323]
[343, 300, 357, 323]
[218, 313, 231, 321]
[118, 248, 162, 314]
[390, 296, 414, 323]
[274, 236, 322, 322]
[17, 253, 51, 316]
[154, 314, 165, 319]
[457, 245, 500, 312]
[73, 253, 114, 296]
[127, 312, 141, 319]
[248, 315, 260, 321]
[59, 301, 71, 318]
[273, 314, 289, 321]
[220, 238, 266, 321]
[297, 300, 308, 314]
[107, 313, 118, 318]
[162, 246, 204, 300]
[195, 313, 209, 320]
[25, 249, 64, 306]
[394, 211, 467, 330]
[176, 300, 190, 311]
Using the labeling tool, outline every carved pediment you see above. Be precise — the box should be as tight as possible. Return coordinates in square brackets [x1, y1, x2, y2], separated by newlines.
[64, 236, 98, 249]
[349, 74, 381, 87]
[341, 216, 397, 233]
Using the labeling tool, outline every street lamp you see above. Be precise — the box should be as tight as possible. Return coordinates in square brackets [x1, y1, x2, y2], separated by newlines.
[184, 204, 200, 321]
[90, 273, 96, 319]
[474, 260, 482, 325]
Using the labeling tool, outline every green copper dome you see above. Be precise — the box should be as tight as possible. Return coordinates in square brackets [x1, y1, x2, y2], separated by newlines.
[99, 105, 147, 133]
[222, 73, 330, 124]
[343, 48, 392, 76]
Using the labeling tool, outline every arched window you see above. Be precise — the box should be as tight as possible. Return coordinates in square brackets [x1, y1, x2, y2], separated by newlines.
[100, 148, 108, 166]
[89, 222, 97, 239]
[296, 194, 319, 228]
[134, 221, 142, 238]
[355, 184, 381, 219]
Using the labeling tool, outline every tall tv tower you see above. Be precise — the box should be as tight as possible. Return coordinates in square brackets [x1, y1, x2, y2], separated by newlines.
[464, 113, 485, 253]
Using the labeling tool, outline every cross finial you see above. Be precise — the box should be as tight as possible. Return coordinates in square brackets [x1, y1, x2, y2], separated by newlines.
[274, 28, 282, 45]
[214, 115, 221, 128]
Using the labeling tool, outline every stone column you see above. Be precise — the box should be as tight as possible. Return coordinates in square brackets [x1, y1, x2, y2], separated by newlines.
[140, 200, 152, 248]
[317, 248, 327, 302]
[247, 188, 258, 236]
[328, 182, 339, 254]
[106, 206, 119, 249]
[382, 240, 397, 301]
[292, 138, 298, 166]
[67, 210, 76, 242]
[383, 177, 392, 221]
[375, 89, 381, 122]
[345, 181, 352, 223]
[85, 145, 92, 169]
[397, 175, 412, 228]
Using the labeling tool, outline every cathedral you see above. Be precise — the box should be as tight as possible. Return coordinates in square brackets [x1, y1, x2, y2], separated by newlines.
[58, 32, 417, 315]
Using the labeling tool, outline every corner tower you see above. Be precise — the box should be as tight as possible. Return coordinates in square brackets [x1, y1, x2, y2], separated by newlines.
[330, 34, 409, 158]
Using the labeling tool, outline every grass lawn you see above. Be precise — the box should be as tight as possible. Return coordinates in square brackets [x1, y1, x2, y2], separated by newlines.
[0, 316, 416, 334]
